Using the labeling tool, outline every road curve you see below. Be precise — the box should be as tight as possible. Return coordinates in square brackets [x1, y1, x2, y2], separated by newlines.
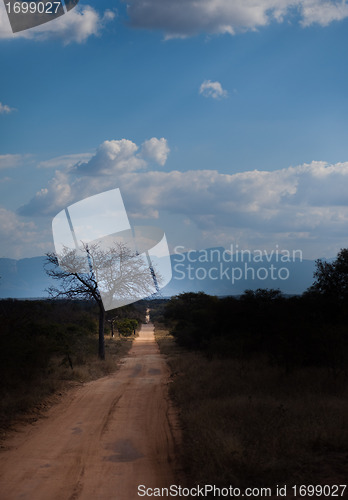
[0, 323, 181, 500]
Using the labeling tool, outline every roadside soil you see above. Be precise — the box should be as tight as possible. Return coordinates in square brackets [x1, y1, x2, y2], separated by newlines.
[0, 323, 182, 500]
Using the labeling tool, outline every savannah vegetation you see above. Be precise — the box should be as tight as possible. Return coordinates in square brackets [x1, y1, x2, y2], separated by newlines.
[0, 298, 145, 430]
[154, 249, 348, 491]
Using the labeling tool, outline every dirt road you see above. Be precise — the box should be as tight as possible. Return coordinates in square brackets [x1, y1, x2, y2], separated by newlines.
[0, 324, 181, 500]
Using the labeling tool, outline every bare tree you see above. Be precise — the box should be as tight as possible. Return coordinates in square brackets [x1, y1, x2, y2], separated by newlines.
[107, 315, 118, 338]
[45, 241, 159, 359]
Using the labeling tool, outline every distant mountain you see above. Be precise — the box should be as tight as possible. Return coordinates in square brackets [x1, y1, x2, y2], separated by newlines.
[0, 248, 316, 299]
[160, 247, 316, 297]
[0, 257, 52, 298]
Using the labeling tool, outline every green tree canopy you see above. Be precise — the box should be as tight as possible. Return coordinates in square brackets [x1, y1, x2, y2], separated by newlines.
[310, 248, 348, 301]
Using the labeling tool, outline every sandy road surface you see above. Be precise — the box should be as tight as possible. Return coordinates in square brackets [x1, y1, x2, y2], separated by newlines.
[0, 324, 181, 500]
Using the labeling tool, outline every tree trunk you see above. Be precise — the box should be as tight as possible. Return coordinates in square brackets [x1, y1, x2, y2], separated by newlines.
[98, 304, 105, 360]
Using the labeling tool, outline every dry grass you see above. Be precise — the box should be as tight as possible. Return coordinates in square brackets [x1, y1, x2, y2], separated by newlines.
[0, 334, 133, 432]
[50, 334, 133, 382]
[155, 326, 348, 490]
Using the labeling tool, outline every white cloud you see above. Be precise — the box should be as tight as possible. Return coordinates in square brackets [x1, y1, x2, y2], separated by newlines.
[139, 138, 170, 166]
[0, 102, 15, 114]
[18, 170, 74, 216]
[38, 153, 94, 169]
[18, 137, 170, 215]
[0, 154, 31, 169]
[0, 3, 115, 43]
[0, 207, 45, 258]
[0, 1, 344, 43]
[124, 0, 348, 37]
[15, 134, 348, 258]
[117, 161, 348, 258]
[18, 136, 348, 254]
[199, 80, 228, 100]
[300, 0, 348, 26]
[74, 139, 147, 176]
[74, 137, 170, 176]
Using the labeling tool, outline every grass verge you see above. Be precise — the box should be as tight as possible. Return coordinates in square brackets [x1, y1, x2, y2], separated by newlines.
[155, 325, 348, 491]
[0, 334, 133, 434]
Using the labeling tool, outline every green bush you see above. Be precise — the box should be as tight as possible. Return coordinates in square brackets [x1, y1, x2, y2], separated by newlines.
[116, 318, 138, 336]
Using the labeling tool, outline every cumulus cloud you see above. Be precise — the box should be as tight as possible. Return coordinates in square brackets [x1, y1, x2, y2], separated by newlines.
[142, 160, 341, 237]
[124, 0, 348, 37]
[0, 3, 115, 43]
[300, 0, 348, 26]
[0, 102, 16, 114]
[18, 135, 348, 256]
[139, 138, 170, 166]
[18, 170, 74, 216]
[18, 137, 170, 215]
[7, 140, 348, 259]
[199, 80, 228, 100]
[117, 161, 348, 258]
[74, 138, 170, 176]
[74, 139, 147, 176]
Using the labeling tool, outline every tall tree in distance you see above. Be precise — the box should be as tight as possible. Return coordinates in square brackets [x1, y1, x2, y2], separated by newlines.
[310, 248, 348, 301]
[45, 242, 158, 359]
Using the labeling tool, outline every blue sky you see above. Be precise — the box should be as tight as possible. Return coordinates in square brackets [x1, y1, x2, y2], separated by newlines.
[1, 0, 348, 261]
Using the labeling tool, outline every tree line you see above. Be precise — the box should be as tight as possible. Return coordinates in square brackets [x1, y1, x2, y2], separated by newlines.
[161, 249, 348, 373]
